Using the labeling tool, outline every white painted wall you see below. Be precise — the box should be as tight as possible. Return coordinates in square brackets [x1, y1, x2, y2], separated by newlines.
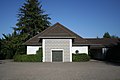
[27, 46, 41, 55]
[72, 46, 88, 54]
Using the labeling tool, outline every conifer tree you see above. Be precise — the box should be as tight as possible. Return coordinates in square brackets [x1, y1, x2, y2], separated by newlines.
[103, 32, 111, 38]
[15, 0, 51, 38]
[0, 0, 51, 59]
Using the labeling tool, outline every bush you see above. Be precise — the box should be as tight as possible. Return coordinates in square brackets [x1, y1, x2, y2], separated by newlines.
[72, 53, 90, 62]
[14, 54, 40, 62]
[14, 48, 42, 62]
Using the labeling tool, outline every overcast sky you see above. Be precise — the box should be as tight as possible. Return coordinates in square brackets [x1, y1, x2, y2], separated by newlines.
[0, 0, 120, 38]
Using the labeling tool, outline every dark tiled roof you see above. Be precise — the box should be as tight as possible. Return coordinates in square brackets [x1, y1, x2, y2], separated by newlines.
[23, 34, 42, 46]
[38, 23, 78, 38]
[86, 38, 120, 48]
[24, 22, 90, 45]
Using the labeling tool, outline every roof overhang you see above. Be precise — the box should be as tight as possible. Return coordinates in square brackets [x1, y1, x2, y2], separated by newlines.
[72, 44, 90, 46]
[38, 36, 76, 39]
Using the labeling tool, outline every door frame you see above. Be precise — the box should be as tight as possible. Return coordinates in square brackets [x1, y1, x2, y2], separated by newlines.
[51, 49, 64, 62]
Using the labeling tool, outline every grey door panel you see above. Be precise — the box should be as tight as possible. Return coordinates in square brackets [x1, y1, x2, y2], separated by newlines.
[52, 50, 63, 62]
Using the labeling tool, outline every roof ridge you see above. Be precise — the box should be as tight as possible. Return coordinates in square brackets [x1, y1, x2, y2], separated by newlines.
[55, 23, 84, 39]
[38, 23, 62, 37]
[56, 23, 76, 37]
[38, 22, 84, 39]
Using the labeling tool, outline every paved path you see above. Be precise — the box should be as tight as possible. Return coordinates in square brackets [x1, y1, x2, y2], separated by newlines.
[0, 60, 120, 80]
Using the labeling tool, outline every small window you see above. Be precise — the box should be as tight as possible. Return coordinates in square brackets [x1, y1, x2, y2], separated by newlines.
[75, 50, 79, 54]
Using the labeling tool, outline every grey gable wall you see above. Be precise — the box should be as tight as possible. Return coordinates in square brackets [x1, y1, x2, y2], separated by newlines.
[43, 39, 72, 62]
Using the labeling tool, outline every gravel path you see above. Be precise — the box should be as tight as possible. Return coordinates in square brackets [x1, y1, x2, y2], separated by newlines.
[0, 60, 120, 80]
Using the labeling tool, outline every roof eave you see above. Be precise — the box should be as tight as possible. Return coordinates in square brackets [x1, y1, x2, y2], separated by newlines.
[38, 36, 76, 39]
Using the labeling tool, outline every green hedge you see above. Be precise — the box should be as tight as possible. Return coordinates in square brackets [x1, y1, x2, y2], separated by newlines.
[14, 48, 42, 62]
[72, 53, 90, 62]
[14, 54, 41, 62]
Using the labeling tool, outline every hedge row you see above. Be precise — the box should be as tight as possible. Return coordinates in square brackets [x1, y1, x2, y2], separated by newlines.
[72, 53, 90, 62]
[14, 54, 42, 62]
[14, 48, 42, 62]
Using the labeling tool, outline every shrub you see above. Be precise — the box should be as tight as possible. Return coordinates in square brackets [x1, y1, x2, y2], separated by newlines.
[72, 53, 90, 62]
[14, 54, 40, 62]
[14, 48, 43, 62]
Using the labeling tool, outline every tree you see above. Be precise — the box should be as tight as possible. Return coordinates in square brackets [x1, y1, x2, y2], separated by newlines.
[111, 35, 119, 38]
[15, 0, 51, 38]
[103, 32, 119, 38]
[0, 33, 28, 59]
[103, 32, 111, 38]
[0, 34, 16, 59]
[0, 0, 51, 59]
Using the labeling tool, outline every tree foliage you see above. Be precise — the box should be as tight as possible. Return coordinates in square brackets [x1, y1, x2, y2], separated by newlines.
[111, 35, 119, 38]
[103, 32, 119, 38]
[15, 0, 51, 38]
[0, 0, 51, 59]
[0, 33, 28, 59]
[103, 32, 111, 38]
